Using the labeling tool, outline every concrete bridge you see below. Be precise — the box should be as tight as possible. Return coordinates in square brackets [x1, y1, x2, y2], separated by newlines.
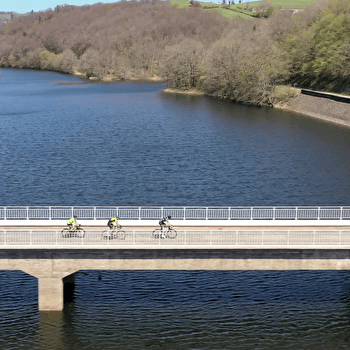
[1, 206, 350, 311]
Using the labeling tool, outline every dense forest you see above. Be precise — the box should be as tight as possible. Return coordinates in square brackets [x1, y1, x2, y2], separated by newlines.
[0, 0, 349, 106]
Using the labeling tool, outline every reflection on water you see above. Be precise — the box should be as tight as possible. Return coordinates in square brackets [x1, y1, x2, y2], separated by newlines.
[39, 312, 65, 349]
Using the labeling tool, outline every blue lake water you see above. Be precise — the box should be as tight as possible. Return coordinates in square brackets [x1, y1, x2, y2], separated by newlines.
[1, 69, 350, 206]
[1, 68, 350, 349]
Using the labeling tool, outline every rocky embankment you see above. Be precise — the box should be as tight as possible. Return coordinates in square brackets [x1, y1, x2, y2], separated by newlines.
[279, 90, 350, 128]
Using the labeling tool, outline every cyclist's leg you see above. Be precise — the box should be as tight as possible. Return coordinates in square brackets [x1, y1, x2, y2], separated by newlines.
[160, 225, 166, 238]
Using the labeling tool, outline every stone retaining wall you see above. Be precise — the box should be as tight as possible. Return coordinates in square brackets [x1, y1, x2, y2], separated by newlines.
[280, 90, 350, 128]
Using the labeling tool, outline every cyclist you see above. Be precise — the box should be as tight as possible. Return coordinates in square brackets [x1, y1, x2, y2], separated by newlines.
[67, 215, 79, 230]
[159, 216, 172, 232]
[107, 217, 121, 231]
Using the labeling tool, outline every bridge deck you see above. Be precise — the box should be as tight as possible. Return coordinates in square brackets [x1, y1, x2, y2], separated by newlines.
[1, 222, 350, 249]
[1, 221, 350, 311]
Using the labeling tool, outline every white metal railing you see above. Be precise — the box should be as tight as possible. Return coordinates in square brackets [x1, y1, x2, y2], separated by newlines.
[0, 206, 349, 221]
[1, 229, 350, 247]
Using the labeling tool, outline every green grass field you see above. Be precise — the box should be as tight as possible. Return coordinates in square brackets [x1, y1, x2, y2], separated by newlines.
[242, 0, 318, 8]
[170, 0, 191, 8]
[170, 0, 319, 18]
[206, 7, 253, 18]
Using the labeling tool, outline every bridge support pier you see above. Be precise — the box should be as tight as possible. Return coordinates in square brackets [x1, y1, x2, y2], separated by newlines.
[38, 273, 75, 311]
[38, 277, 64, 311]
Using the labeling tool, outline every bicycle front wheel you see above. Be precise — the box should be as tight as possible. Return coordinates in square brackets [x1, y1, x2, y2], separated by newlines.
[75, 227, 85, 238]
[116, 230, 126, 240]
[166, 228, 177, 239]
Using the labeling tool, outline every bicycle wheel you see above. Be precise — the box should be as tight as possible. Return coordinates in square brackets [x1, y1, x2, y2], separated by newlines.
[152, 228, 162, 239]
[61, 228, 71, 238]
[75, 227, 85, 238]
[101, 230, 111, 240]
[116, 229, 126, 240]
[166, 228, 177, 239]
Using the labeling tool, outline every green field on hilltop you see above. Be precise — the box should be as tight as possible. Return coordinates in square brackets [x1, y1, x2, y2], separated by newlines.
[243, 0, 318, 8]
[170, 0, 191, 8]
[170, 0, 255, 17]
[205, 6, 254, 18]
[170, 0, 319, 18]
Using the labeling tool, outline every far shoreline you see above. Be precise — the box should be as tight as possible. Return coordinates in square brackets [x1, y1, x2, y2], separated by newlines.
[162, 84, 350, 129]
[3, 67, 349, 129]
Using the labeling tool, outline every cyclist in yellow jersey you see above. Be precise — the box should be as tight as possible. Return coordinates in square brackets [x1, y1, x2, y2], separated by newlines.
[67, 216, 79, 230]
[107, 217, 120, 231]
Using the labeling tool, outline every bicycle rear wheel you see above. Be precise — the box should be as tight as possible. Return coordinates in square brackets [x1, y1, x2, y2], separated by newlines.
[166, 228, 177, 239]
[152, 228, 162, 239]
[61, 228, 71, 238]
[101, 230, 111, 240]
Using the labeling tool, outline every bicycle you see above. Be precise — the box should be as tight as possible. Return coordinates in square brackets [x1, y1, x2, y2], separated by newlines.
[152, 227, 177, 239]
[101, 226, 126, 240]
[61, 225, 85, 238]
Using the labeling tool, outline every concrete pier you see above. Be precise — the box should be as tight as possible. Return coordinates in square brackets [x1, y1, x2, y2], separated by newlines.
[38, 277, 64, 311]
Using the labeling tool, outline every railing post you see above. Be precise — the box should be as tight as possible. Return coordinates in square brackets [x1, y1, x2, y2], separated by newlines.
[273, 207, 275, 220]
[4, 207, 6, 220]
[250, 207, 253, 220]
[94, 207, 96, 220]
[161, 207, 163, 219]
[206, 207, 208, 220]
[340, 207, 343, 220]
[27, 207, 29, 220]
[139, 207, 141, 220]
[49, 207, 51, 220]
[295, 207, 298, 220]
[228, 207, 231, 221]
[318, 207, 320, 220]
[183, 207, 186, 220]
[71, 207, 74, 218]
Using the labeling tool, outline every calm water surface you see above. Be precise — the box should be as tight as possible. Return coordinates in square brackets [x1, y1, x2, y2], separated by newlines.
[1, 68, 350, 349]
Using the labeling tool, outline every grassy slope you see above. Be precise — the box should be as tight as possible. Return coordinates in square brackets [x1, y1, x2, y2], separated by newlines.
[170, 0, 319, 18]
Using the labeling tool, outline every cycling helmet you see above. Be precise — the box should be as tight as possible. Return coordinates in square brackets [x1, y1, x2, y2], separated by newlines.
[167, 216, 171, 219]
[74, 215, 77, 218]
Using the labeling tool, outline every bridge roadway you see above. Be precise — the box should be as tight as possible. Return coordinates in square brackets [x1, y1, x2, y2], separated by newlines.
[1, 220, 350, 311]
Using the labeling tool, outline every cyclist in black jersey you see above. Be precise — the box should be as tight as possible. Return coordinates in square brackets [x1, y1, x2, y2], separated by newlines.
[159, 216, 172, 232]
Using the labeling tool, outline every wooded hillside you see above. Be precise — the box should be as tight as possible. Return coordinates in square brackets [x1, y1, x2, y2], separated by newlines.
[0, 0, 349, 105]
